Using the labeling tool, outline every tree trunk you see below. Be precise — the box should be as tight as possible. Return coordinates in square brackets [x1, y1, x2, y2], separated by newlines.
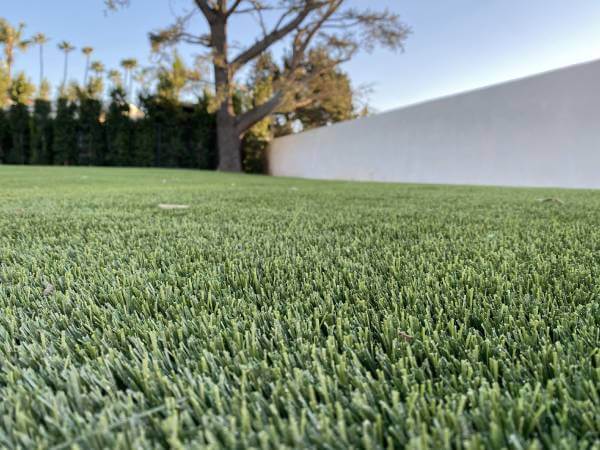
[62, 56, 68, 89]
[39, 45, 44, 86]
[212, 16, 243, 172]
[7, 50, 13, 82]
[216, 109, 241, 172]
[84, 57, 89, 85]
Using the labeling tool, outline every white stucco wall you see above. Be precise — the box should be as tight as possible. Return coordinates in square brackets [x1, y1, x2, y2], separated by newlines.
[268, 59, 600, 189]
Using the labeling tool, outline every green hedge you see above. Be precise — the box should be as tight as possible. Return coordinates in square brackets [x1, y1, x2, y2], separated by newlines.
[0, 90, 221, 171]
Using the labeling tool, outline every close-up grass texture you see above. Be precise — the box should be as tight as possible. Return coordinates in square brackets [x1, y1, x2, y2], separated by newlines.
[0, 166, 598, 449]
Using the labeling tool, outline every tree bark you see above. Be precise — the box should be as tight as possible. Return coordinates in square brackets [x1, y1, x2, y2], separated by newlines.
[216, 109, 242, 172]
[211, 14, 243, 172]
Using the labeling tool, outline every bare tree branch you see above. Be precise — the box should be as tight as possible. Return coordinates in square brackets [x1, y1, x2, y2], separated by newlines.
[236, 90, 283, 132]
[231, 1, 321, 70]
[194, 0, 217, 22]
[225, 0, 245, 17]
[287, 0, 342, 72]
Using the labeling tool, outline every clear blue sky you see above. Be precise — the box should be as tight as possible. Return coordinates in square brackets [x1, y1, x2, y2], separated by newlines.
[3, 0, 600, 112]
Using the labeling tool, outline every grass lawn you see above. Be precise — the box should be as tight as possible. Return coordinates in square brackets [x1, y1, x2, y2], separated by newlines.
[0, 166, 598, 449]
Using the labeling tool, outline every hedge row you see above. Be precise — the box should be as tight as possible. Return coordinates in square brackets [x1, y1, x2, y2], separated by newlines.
[0, 88, 227, 171]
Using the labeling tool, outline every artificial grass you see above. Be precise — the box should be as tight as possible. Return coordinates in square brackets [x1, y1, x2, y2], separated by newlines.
[0, 166, 598, 449]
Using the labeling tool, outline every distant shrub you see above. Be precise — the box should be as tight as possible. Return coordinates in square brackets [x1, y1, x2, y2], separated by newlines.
[30, 98, 53, 165]
[242, 131, 268, 174]
[6, 102, 31, 164]
[77, 96, 105, 165]
[0, 91, 260, 172]
[53, 97, 78, 165]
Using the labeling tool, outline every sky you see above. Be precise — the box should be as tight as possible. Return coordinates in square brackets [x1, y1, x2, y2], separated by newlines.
[3, 1, 600, 112]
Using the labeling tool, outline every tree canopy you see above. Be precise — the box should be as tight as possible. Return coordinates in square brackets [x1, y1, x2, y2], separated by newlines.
[106, 0, 410, 171]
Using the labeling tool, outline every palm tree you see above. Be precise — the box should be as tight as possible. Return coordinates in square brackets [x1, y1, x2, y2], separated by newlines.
[89, 61, 105, 95]
[0, 20, 31, 81]
[32, 33, 49, 87]
[58, 41, 76, 90]
[133, 67, 152, 97]
[120, 58, 138, 102]
[90, 60, 104, 76]
[107, 69, 122, 90]
[81, 46, 94, 84]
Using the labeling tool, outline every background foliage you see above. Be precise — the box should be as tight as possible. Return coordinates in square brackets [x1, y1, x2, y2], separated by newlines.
[0, 86, 220, 170]
[0, 15, 360, 173]
[0, 68, 355, 173]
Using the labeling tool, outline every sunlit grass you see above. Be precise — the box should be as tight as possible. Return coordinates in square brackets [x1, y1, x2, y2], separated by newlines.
[0, 166, 598, 449]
